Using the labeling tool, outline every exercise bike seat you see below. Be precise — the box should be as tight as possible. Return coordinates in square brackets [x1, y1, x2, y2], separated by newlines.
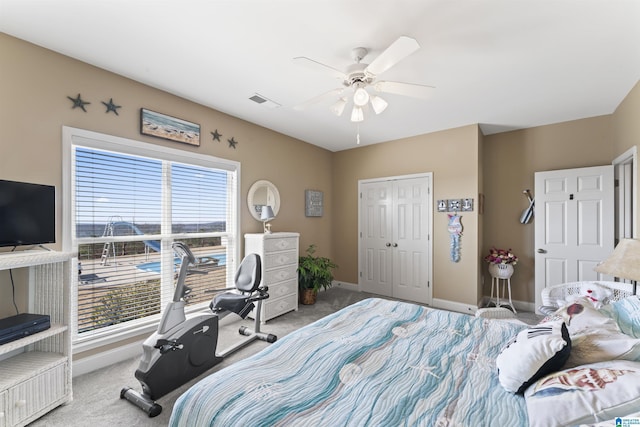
[210, 253, 264, 318]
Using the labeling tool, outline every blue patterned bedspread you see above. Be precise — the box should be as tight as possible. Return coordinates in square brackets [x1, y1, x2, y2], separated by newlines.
[169, 298, 529, 426]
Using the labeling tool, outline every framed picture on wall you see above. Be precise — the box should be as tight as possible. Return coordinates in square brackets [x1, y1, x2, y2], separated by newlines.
[140, 108, 201, 146]
[305, 190, 323, 217]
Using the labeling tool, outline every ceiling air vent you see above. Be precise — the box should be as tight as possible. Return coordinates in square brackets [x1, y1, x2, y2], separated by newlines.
[249, 93, 281, 109]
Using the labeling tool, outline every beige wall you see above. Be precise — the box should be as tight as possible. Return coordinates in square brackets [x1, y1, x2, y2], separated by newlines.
[331, 125, 482, 306]
[2, 31, 639, 324]
[0, 34, 333, 318]
[482, 116, 616, 303]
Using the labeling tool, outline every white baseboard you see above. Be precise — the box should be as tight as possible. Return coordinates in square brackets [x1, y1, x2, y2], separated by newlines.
[479, 296, 535, 313]
[73, 340, 142, 377]
[332, 281, 358, 292]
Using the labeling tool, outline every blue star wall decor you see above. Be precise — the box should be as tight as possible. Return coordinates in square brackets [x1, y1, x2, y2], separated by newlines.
[101, 98, 121, 115]
[67, 93, 90, 112]
[228, 137, 238, 149]
[211, 129, 222, 141]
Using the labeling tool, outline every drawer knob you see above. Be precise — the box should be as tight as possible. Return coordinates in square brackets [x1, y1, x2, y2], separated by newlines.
[15, 399, 27, 407]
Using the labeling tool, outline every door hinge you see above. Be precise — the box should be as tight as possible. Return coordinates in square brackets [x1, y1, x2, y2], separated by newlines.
[359, 271, 362, 277]
[615, 178, 619, 188]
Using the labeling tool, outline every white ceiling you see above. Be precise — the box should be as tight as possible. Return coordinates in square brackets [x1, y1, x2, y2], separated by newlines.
[1, 0, 639, 152]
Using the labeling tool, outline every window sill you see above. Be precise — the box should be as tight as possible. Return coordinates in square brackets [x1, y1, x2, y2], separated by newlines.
[73, 303, 211, 355]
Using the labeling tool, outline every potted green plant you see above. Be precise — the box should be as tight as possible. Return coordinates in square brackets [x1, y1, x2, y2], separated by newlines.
[298, 244, 338, 305]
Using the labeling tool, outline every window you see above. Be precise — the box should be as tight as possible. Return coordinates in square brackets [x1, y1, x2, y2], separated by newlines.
[63, 127, 240, 350]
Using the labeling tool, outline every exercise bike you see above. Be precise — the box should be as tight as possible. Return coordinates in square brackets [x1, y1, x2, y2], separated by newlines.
[120, 242, 277, 417]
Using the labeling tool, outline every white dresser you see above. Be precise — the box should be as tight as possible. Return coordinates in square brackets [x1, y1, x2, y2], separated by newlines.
[245, 232, 299, 323]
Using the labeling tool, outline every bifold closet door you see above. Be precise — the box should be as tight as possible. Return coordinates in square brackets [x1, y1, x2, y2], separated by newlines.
[360, 175, 431, 305]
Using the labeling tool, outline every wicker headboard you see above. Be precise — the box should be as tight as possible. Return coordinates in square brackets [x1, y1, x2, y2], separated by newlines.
[541, 281, 635, 308]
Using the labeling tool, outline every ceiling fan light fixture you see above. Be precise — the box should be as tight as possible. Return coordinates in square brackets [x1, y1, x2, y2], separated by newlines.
[353, 87, 370, 107]
[330, 97, 347, 116]
[351, 106, 364, 122]
[370, 95, 388, 114]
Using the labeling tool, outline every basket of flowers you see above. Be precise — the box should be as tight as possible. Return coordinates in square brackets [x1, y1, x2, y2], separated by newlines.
[484, 248, 518, 279]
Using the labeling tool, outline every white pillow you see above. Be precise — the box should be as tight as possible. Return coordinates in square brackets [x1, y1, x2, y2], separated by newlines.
[542, 298, 640, 368]
[496, 320, 571, 393]
[525, 360, 640, 427]
[601, 295, 640, 338]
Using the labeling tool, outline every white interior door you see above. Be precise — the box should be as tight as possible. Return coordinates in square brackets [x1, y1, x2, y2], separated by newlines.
[534, 165, 614, 308]
[360, 180, 393, 297]
[359, 174, 432, 304]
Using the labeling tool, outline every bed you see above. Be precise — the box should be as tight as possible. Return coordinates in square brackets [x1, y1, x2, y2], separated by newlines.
[169, 294, 640, 427]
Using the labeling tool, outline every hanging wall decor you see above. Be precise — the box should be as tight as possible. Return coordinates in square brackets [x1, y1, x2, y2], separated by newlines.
[447, 213, 463, 262]
[140, 108, 200, 146]
[211, 129, 222, 141]
[67, 93, 90, 112]
[227, 137, 238, 149]
[101, 98, 121, 115]
[305, 190, 324, 217]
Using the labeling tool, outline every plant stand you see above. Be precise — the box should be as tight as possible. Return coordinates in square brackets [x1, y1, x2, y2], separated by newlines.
[488, 263, 516, 313]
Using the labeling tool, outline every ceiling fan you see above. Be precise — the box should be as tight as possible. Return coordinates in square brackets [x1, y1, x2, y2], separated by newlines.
[293, 36, 433, 122]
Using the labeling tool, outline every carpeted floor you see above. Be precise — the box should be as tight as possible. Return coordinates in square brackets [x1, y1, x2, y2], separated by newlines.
[30, 288, 541, 427]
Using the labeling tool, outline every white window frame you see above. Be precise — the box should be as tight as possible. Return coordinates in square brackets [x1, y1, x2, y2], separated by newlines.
[62, 126, 241, 353]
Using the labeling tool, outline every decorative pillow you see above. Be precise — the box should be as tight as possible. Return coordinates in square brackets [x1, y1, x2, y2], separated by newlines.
[542, 298, 640, 368]
[525, 359, 640, 427]
[496, 320, 571, 393]
[601, 295, 640, 338]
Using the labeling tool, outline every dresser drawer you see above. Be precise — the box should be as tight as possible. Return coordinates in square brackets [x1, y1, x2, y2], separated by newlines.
[267, 279, 297, 299]
[263, 294, 298, 320]
[263, 250, 297, 269]
[264, 237, 298, 253]
[264, 265, 297, 284]
[9, 362, 67, 426]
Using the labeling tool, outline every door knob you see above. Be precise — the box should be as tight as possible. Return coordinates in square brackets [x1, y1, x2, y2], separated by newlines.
[386, 243, 391, 247]
[392, 243, 398, 247]
[537, 248, 547, 254]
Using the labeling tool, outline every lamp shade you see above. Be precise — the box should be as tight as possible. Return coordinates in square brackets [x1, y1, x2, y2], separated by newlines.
[594, 238, 640, 281]
[353, 87, 370, 107]
[260, 205, 275, 221]
[370, 95, 388, 114]
[350, 106, 364, 122]
[330, 97, 347, 116]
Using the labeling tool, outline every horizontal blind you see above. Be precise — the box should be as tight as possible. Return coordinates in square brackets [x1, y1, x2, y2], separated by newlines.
[73, 146, 236, 336]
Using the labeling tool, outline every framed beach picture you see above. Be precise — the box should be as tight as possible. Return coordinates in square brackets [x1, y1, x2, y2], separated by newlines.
[140, 108, 201, 146]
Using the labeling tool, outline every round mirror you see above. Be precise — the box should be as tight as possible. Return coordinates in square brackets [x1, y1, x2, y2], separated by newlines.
[247, 180, 280, 221]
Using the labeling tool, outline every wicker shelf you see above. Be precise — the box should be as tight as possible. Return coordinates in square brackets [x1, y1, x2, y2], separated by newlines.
[0, 351, 67, 390]
[0, 251, 73, 426]
[0, 325, 67, 356]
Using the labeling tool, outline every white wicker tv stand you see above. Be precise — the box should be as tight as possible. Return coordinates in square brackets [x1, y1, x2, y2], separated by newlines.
[0, 251, 73, 427]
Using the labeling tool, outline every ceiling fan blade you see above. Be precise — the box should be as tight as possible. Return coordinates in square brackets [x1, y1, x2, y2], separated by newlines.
[293, 56, 346, 80]
[374, 81, 434, 99]
[293, 88, 345, 111]
[365, 36, 420, 76]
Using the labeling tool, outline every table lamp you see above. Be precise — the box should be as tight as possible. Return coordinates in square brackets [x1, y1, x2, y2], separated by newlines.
[260, 205, 275, 233]
[594, 238, 640, 294]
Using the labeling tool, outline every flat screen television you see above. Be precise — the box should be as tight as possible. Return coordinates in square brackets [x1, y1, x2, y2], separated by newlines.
[0, 179, 55, 248]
